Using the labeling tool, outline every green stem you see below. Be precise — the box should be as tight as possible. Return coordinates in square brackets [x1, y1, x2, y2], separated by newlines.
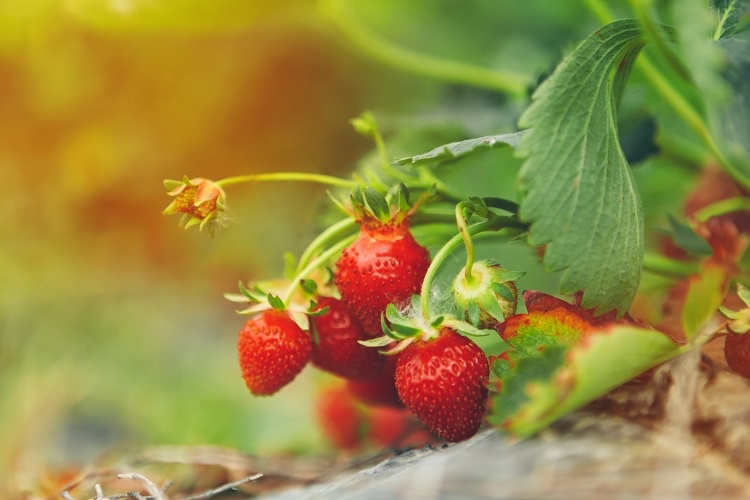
[296, 217, 358, 272]
[694, 196, 750, 222]
[281, 235, 357, 305]
[455, 202, 476, 282]
[216, 172, 357, 189]
[583, 0, 750, 190]
[319, 0, 531, 98]
[642, 252, 700, 278]
[419, 216, 524, 323]
[628, 0, 692, 81]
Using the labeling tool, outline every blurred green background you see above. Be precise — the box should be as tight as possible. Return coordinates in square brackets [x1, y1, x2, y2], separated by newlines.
[2, 0, 661, 494]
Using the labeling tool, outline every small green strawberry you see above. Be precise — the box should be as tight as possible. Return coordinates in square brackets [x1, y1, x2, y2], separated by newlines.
[452, 260, 524, 329]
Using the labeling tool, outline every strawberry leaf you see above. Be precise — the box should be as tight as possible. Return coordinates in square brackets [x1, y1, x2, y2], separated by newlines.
[396, 131, 527, 166]
[491, 326, 682, 437]
[665, 214, 713, 257]
[516, 20, 649, 316]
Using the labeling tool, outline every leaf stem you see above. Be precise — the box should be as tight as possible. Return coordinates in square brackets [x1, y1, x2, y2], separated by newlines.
[319, 0, 531, 98]
[693, 196, 750, 222]
[642, 252, 700, 278]
[215, 172, 358, 189]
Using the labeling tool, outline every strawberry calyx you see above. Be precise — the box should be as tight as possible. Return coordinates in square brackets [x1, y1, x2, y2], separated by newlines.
[335, 184, 433, 234]
[225, 279, 326, 331]
[453, 260, 525, 328]
[359, 299, 494, 356]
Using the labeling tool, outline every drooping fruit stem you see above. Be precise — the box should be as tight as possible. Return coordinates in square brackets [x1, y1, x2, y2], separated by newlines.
[215, 172, 358, 189]
[281, 235, 357, 306]
[419, 215, 526, 324]
[296, 218, 358, 272]
[455, 201, 476, 283]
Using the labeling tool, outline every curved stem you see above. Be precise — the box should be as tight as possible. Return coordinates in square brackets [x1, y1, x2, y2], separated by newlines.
[296, 217, 358, 272]
[319, 0, 531, 98]
[455, 202, 476, 282]
[216, 172, 357, 189]
[694, 196, 750, 222]
[419, 217, 513, 324]
[282, 235, 357, 305]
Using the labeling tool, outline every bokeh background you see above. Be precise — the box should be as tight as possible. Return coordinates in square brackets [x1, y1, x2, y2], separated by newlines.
[2, 0, 660, 494]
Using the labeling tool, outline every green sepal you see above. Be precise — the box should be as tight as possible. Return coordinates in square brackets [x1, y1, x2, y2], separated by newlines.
[359, 335, 396, 348]
[237, 281, 264, 302]
[429, 315, 445, 329]
[468, 301, 481, 326]
[363, 187, 390, 223]
[491, 282, 515, 303]
[306, 301, 329, 318]
[299, 279, 318, 296]
[443, 317, 493, 337]
[395, 183, 411, 214]
[163, 178, 184, 191]
[267, 294, 286, 311]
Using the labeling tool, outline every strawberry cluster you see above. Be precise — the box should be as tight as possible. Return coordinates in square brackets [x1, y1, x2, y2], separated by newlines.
[227, 185, 527, 444]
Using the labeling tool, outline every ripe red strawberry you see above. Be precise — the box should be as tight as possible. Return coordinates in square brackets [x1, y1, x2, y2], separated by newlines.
[395, 328, 489, 442]
[310, 296, 386, 380]
[724, 332, 750, 379]
[334, 187, 430, 338]
[315, 385, 365, 451]
[237, 309, 312, 396]
[346, 355, 404, 408]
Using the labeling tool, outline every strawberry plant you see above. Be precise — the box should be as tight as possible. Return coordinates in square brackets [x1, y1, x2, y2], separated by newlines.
[163, 0, 750, 445]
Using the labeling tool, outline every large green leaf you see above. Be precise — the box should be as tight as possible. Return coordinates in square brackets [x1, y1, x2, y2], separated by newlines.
[516, 20, 647, 315]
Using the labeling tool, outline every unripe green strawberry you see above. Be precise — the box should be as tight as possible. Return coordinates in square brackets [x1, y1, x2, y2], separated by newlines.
[237, 309, 312, 396]
[452, 260, 523, 329]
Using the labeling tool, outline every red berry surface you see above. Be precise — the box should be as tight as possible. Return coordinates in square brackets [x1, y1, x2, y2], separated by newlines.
[316, 385, 365, 450]
[346, 355, 403, 408]
[725, 332, 750, 379]
[334, 220, 430, 338]
[310, 296, 386, 380]
[237, 309, 312, 396]
[395, 328, 489, 442]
